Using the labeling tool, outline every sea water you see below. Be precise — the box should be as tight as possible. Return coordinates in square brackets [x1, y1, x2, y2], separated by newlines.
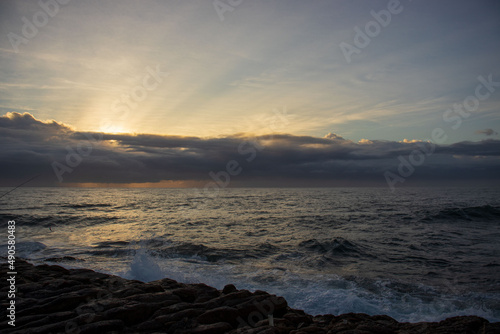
[1, 187, 499, 322]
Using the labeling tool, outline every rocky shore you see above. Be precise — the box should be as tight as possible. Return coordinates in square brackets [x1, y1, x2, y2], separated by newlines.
[1, 259, 498, 333]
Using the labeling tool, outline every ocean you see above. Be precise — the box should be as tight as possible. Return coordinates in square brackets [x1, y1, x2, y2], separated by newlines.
[1, 187, 499, 323]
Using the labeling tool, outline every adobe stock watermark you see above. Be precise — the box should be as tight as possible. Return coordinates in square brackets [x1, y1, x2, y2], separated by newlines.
[339, 0, 407, 64]
[7, 0, 72, 53]
[100, 64, 168, 132]
[51, 132, 102, 183]
[177, 107, 291, 223]
[64, 276, 124, 333]
[197, 106, 291, 199]
[51, 64, 168, 182]
[213, 0, 244, 21]
[384, 74, 500, 191]
[236, 295, 287, 329]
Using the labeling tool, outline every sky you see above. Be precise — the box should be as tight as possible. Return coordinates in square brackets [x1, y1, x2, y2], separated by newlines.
[0, 0, 499, 188]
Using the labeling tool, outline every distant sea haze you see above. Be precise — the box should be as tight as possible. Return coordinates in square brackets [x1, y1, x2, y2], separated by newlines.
[1, 187, 500, 323]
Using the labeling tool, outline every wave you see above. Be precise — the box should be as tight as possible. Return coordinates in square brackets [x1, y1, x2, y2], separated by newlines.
[87, 248, 133, 256]
[118, 249, 500, 323]
[155, 242, 221, 261]
[298, 238, 364, 256]
[425, 205, 500, 222]
[93, 240, 130, 247]
[2, 214, 120, 227]
[60, 203, 114, 209]
[295, 238, 374, 267]
[149, 241, 281, 263]
[0, 241, 47, 257]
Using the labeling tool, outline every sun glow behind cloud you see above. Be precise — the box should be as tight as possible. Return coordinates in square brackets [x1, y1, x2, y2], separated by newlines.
[1, 112, 499, 188]
[101, 125, 130, 134]
[0, 0, 499, 144]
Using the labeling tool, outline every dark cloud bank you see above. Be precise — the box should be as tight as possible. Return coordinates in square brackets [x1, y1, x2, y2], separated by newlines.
[1, 112, 499, 188]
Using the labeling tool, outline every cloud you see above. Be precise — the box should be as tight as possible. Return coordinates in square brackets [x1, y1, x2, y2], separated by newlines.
[399, 139, 424, 143]
[324, 132, 346, 141]
[0, 112, 74, 147]
[0, 112, 72, 132]
[1, 113, 500, 187]
[475, 129, 498, 137]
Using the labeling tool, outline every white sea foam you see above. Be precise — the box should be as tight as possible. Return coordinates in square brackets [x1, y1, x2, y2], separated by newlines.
[112, 248, 500, 323]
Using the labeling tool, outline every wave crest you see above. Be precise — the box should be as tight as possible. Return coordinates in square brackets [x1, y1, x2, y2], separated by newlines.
[298, 238, 362, 256]
[428, 205, 500, 221]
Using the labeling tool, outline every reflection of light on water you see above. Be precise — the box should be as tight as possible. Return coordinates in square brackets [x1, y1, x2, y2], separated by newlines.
[10, 187, 500, 323]
[71, 222, 142, 247]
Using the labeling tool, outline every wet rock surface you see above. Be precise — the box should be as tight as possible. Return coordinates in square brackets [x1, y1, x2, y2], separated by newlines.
[1, 260, 499, 333]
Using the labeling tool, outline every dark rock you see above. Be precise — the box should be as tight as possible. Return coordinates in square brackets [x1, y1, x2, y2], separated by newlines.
[23, 284, 96, 301]
[14, 311, 75, 330]
[197, 306, 239, 327]
[153, 301, 199, 317]
[487, 322, 500, 334]
[45, 264, 71, 274]
[233, 327, 279, 334]
[18, 293, 88, 315]
[172, 287, 199, 303]
[134, 318, 165, 331]
[400, 315, 491, 334]
[17, 283, 43, 293]
[83, 298, 124, 312]
[220, 291, 258, 307]
[41, 278, 80, 290]
[165, 317, 198, 333]
[155, 308, 205, 323]
[151, 277, 186, 290]
[79, 319, 125, 334]
[284, 311, 313, 327]
[193, 283, 222, 302]
[2, 259, 498, 334]
[103, 302, 155, 325]
[124, 291, 182, 306]
[236, 295, 288, 320]
[223, 284, 238, 294]
[436, 315, 489, 332]
[144, 283, 165, 292]
[190, 322, 233, 334]
[290, 326, 326, 333]
[68, 269, 111, 284]
[10, 313, 93, 334]
[112, 287, 145, 298]
[356, 322, 397, 334]
[14, 298, 40, 310]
